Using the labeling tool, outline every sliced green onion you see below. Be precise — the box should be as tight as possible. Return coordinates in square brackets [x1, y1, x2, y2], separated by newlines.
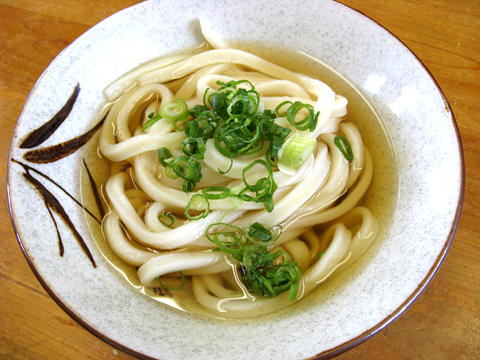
[213, 115, 264, 158]
[160, 99, 189, 129]
[289, 283, 298, 302]
[334, 135, 354, 161]
[182, 180, 196, 193]
[286, 101, 315, 131]
[245, 222, 281, 247]
[229, 186, 244, 207]
[310, 110, 320, 132]
[158, 213, 175, 227]
[182, 138, 206, 159]
[275, 101, 293, 116]
[206, 223, 244, 257]
[242, 159, 273, 193]
[202, 186, 231, 200]
[205, 221, 301, 301]
[265, 147, 278, 167]
[265, 125, 291, 156]
[238, 159, 277, 212]
[189, 104, 209, 119]
[278, 134, 316, 168]
[164, 165, 179, 179]
[157, 147, 174, 167]
[318, 250, 324, 259]
[202, 87, 210, 108]
[157, 271, 186, 290]
[209, 92, 228, 117]
[184, 193, 210, 220]
[142, 112, 162, 132]
[153, 79, 293, 207]
[143, 99, 189, 132]
[171, 155, 202, 190]
[184, 119, 200, 138]
[226, 88, 260, 116]
[241, 245, 301, 300]
[262, 195, 275, 213]
[218, 158, 233, 175]
[247, 91, 260, 115]
[275, 101, 319, 132]
[227, 89, 249, 115]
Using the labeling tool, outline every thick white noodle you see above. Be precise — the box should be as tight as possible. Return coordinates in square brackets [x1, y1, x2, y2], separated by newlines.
[341, 122, 365, 188]
[138, 251, 228, 287]
[104, 54, 191, 101]
[175, 64, 238, 100]
[330, 207, 379, 273]
[283, 239, 311, 272]
[103, 209, 159, 267]
[199, 18, 229, 49]
[289, 147, 373, 228]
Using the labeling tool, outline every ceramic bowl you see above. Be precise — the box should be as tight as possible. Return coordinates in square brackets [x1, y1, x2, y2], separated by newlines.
[7, 0, 464, 359]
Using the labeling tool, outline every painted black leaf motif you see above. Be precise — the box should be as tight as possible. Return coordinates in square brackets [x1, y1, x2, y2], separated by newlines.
[23, 115, 105, 164]
[14, 82, 107, 268]
[20, 84, 80, 149]
[22, 168, 97, 268]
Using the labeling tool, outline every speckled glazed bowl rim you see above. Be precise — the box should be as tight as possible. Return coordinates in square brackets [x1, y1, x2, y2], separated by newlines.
[7, 0, 464, 359]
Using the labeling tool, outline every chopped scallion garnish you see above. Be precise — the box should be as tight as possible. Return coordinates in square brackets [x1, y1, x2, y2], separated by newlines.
[142, 112, 162, 132]
[275, 100, 320, 132]
[206, 222, 301, 301]
[184, 193, 210, 220]
[245, 222, 280, 247]
[157, 147, 173, 167]
[142, 99, 190, 132]
[334, 135, 354, 161]
[237, 159, 277, 212]
[156, 79, 295, 212]
[158, 213, 175, 227]
[202, 186, 231, 200]
[157, 271, 186, 290]
[160, 99, 189, 129]
[278, 134, 316, 168]
[206, 223, 244, 255]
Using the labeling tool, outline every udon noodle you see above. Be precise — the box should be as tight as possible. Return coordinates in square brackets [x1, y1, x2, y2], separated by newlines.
[98, 27, 379, 318]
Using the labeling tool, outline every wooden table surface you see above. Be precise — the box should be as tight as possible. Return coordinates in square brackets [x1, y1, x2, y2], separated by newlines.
[1, 0, 479, 359]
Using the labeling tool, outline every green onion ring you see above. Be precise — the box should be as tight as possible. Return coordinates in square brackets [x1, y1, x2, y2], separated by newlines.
[334, 135, 354, 161]
[157, 271, 186, 290]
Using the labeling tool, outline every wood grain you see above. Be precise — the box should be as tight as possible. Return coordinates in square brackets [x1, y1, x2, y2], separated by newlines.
[1, 0, 479, 359]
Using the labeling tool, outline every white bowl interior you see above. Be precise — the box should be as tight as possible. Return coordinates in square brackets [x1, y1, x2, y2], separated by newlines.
[8, 0, 462, 359]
